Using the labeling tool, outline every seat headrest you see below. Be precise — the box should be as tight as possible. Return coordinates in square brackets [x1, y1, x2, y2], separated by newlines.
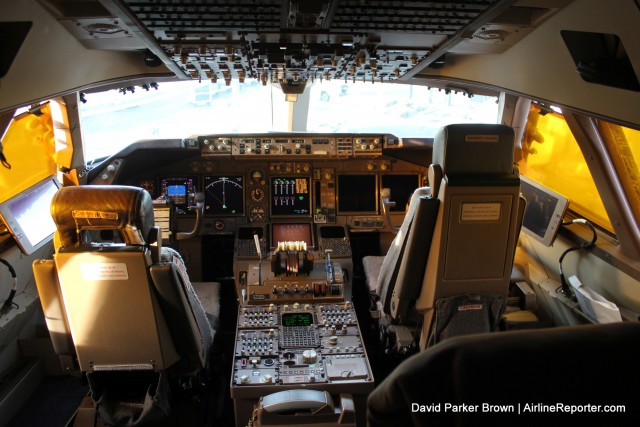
[433, 124, 515, 176]
[51, 185, 154, 247]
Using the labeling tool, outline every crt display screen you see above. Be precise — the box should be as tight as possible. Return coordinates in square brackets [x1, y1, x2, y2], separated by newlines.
[520, 177, 568, 246]
[272, 223, 313, 247]
[270, 177, 311, 216]
[204, 175, 244, 215]
[381, 174, 420, 212]
[521, 180, 558, 239]
[282, 312, 314, 327]
[0, 176, 60, 255]
[160, 177, 197, 214]
[338, 174, 377, 213]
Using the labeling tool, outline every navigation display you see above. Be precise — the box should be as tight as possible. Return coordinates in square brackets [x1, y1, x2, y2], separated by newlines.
[204, 175, 244, 215]
[381, 174, 420, 212]
[338, 174, 377, 213]
[270, 176, 311, 216]
[159, 176, 197, 214]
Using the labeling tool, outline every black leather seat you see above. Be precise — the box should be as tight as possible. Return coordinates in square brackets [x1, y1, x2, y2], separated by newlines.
[368, 322, 640, 426]
[33, 185, 220, 426]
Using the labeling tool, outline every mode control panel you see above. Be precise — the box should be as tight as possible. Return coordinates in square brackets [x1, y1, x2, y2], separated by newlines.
[199, 134, 390, 158]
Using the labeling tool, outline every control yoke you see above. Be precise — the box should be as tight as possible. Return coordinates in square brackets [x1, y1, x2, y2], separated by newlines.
[380, 188, 400, 234]
[175, 192, 204, 240]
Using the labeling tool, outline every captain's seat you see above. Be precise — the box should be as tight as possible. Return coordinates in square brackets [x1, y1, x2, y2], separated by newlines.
[33, 185, 220, 426]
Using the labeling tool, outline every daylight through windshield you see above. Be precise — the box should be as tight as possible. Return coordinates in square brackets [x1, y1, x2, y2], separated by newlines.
[79, 80, 499, 161]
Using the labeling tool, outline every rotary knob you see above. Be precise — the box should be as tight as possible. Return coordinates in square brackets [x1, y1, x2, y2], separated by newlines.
[302, 349, 318, 364]
[262, 374, 273, 384]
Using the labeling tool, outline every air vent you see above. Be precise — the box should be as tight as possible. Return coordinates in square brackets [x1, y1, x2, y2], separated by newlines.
[474, 28, 512, 41]
[83, 23, 123, 35]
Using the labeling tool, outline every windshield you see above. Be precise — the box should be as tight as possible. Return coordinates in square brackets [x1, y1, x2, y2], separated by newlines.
[79, 80, 499, 161]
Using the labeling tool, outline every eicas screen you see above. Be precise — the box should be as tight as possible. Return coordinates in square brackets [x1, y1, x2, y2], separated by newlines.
[270, 177, 311, 216]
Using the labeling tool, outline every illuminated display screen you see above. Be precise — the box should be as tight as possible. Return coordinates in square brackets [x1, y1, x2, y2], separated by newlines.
[281, 312, 314, 327]
[520, 177, 568, 246]
[0, 176, 60, 255]
[204, 175, 244, 215]
[160, 177, 197, 214]
[168, 185, 186, 203]
[271, 223, 313, 248]
[337, 174, 377, 213]
[270, 176, 311, 216]
[381, 174, 420, 212]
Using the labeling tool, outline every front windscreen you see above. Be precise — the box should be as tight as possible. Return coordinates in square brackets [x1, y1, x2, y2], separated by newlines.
[78, 80, 499, 162]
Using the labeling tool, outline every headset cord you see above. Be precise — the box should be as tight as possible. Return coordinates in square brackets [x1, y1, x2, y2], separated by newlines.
[558, 219, 597, 297]
[0, 258, 18, 311]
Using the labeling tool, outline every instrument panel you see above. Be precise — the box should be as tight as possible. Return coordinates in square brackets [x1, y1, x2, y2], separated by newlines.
[106, 134, 427, 232]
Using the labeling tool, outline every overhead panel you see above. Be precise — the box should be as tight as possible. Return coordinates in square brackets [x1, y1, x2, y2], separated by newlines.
[120, 0, 503, 87]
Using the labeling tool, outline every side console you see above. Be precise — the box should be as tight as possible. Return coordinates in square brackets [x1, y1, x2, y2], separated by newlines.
[231, 302, 374, 426]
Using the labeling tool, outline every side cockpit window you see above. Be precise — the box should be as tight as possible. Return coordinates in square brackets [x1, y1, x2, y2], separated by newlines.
[597, 121, 640, 225]
[519, 104, 613, 234]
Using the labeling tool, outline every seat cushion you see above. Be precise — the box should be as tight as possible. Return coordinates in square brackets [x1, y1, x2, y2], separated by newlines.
[160, 247, 218, 347]
[192, 281, 221, 332]
[363, 255, 385, 294]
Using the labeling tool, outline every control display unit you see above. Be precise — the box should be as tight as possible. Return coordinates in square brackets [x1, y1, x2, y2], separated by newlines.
[270, 177, 311, 216]
[204, 175, 244, 215]
[337, 174, 377, 214]
[281, 312, 313, 327]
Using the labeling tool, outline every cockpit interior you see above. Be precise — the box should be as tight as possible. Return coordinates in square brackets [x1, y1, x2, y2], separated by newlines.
[1, 1, 640, 426]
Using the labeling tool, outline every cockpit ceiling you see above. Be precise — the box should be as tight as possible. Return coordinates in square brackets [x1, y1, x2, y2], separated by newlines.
[121, 0, 511, 83]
